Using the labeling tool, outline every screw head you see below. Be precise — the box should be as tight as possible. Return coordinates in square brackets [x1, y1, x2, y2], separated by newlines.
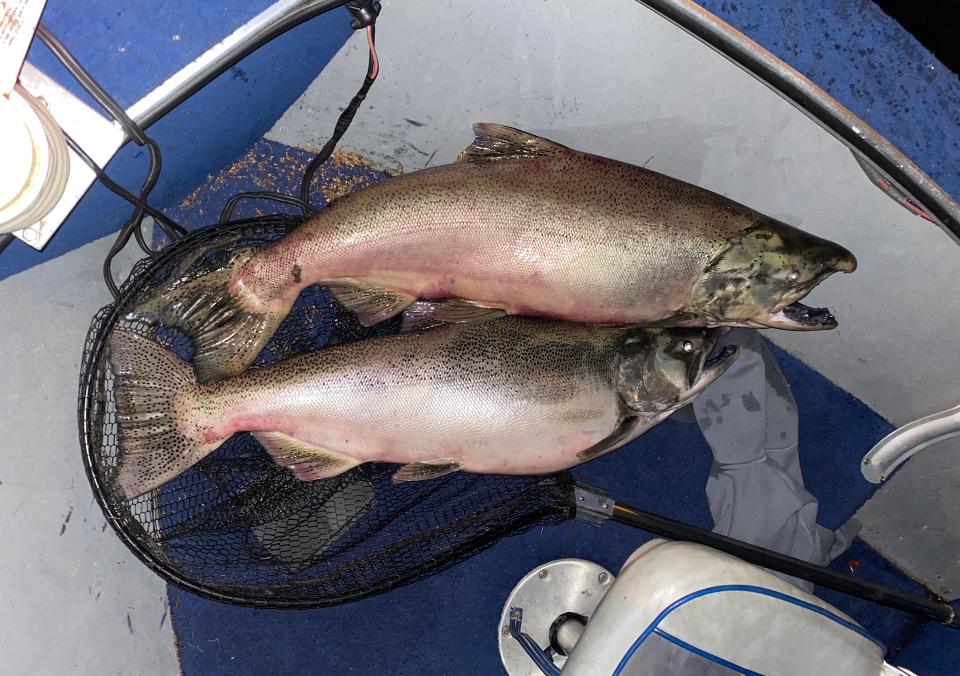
[538, 569, 548, 579]
[501, 625, 511, 636]
[599, 572, 609, 583]
[601, 502, 609, 509]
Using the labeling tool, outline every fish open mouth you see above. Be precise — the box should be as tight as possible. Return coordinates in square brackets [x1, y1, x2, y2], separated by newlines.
[686, 344, 739, 399]
[759, 301, 838, 331]
[704, 343, 738, 371]
[748, 251, 853, 331]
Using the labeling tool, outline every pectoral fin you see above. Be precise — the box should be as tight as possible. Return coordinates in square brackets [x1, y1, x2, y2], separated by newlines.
[392, 459, 462, 482]
[326, 279, 417, 327]
[253, 432, 360, 481]
[576, 415, 640, 461]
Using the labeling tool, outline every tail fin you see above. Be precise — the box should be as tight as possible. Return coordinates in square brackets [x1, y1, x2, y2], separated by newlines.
[108, 331, 222, 499]
[129, 248, 289, 383]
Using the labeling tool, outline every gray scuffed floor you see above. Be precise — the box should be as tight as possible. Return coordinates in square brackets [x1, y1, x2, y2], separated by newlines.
[858, 441, 960, 599]
[0, 234, 180, 675]
[269, 0, 960, 599]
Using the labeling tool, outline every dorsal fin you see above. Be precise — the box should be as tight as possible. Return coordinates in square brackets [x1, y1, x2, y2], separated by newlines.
[457, 123, 568, 163]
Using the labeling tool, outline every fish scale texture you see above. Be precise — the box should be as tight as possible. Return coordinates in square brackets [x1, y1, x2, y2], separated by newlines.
[119, 315, 633, 484]
[238, 125, 772, 324]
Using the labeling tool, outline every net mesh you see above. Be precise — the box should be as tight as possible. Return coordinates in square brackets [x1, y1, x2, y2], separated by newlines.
[79, 215, 573, 608]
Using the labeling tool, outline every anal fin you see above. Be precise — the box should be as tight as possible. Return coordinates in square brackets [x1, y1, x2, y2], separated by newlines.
[401, 300, 506, 332]
[392, 458, 462, 482]
[253, 432, 360, 481]
[326, 279, 417, 327]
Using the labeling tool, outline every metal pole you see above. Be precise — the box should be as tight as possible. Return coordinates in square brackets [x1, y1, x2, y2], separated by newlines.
[127, 0, 354, 129]
[631, 0, 960, 243]
[607, 500, 959, 628]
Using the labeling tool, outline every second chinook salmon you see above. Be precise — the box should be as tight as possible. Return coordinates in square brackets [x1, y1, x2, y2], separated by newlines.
[135, 123, 855, 382]
[108, 318, 738, 499]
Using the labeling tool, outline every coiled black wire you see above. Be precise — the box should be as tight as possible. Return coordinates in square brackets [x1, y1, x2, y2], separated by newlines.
[14, 9, 378, 294]
[62, 133, 184, 296]
[35, 24, 186, 296]
[218, 192, 316, 224]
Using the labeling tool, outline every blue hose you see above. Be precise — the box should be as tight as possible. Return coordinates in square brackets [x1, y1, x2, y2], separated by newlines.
[509, 608, 561, 676]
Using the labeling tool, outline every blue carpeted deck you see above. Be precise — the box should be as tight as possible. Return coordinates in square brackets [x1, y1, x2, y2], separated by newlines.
[163, 139, 939, 674]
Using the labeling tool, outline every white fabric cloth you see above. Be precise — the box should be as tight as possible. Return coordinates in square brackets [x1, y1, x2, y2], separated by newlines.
[691, 329, 859, 590]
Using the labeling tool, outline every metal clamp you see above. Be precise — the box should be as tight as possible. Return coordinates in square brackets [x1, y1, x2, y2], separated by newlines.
[573, 484, 615, 526]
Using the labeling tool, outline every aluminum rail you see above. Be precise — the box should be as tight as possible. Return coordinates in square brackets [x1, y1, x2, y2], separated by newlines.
[633, 0, 960, 244]
[862, 403, 960, 483]
[127, 0, 353, 129]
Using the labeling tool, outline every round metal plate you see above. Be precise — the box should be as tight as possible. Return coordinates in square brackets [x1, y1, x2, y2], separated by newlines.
[498, 559, 614, 675]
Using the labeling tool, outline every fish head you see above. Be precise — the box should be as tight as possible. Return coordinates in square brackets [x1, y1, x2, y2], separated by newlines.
[691, 220, 857, 330]
[617, 328, 739, 414]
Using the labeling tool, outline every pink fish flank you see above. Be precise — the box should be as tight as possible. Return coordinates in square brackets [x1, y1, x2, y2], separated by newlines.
[108, 319, 635, 498]
[234, 129, 746, 323]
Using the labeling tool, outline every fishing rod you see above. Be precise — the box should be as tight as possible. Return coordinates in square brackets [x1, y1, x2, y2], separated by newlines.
[573, 484, 959, 628]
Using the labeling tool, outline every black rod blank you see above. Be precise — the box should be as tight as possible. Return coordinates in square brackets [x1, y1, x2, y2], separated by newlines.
[608, 500, 958, 628]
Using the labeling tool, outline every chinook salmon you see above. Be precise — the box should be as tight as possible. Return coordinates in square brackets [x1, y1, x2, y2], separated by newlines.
[108, 318, 738, 499]
[134, 123, 853, 382]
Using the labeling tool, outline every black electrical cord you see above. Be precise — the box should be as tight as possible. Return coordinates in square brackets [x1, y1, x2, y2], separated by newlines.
[34, 24, 189, 295]
[299, 23, 379, 206]
[219, 192, 316, 224]
[61, 134, 181, 233]
[63, 132, 187, 296]
[36, 25, 181, 247]
[99, 139, 167, 297]
[130, 139, 163, 254]
[35, 25, 148, 146]
[219, 10, 380, 224]
[12, 4, 379, 275]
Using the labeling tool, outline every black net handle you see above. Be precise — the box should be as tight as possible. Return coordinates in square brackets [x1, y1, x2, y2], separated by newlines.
[570, 485, 959, 628]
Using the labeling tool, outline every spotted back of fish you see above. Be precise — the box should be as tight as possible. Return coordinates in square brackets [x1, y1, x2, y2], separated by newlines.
[240, 124, 760, 323]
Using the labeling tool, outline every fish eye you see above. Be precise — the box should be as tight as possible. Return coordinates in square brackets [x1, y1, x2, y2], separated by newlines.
[787, 270, 800, 283]
[681, 340, 695, 353]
